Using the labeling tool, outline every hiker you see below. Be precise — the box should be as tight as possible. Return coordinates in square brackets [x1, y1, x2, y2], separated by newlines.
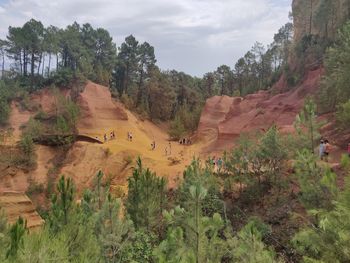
[319, 140, 325, 160]
[217, 157, 223, 171]
[152, 140, 156, 150]
[110, 132, 113, 140]
[112, 131, 116, 139]
[129, 132, 133, 142]
[104, 134, 107, 142]
[212, 156, 216, 166]
[324, 139, 331, 162]
[168, 142, 172, 155]
[348, 142, 350, 157]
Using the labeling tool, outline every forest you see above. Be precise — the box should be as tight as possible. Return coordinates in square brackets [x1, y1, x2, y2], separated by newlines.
[1, 0, 350, 262]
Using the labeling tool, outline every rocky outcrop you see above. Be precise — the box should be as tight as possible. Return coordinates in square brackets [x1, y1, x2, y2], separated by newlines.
[0, 191, 44, 230]
[292, 0, 349, 42]
[197, 68, 323, 153]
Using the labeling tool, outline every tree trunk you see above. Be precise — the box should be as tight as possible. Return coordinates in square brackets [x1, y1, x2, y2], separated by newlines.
[41, 55, 45, 76]
[56, 54, 58, 70]
[23, 49, 26, 76]
[136, 67, 144, 106]
[31, 52, 35, 90]
[37, 52, 42, 75]
[48, 53, 51, 76]
[309, 0, 313, 35]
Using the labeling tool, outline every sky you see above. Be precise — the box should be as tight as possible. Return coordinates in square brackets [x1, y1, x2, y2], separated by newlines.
[0, 0, 291, 77]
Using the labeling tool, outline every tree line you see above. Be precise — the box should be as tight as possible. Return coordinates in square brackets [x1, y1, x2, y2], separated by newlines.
[0, 18, 295, 135]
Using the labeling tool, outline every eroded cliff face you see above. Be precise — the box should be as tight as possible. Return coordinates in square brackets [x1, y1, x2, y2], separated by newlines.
[292, 0, 350, 42]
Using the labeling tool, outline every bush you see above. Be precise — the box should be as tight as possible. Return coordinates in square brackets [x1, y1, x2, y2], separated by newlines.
[0, 98, 10, 125]
[48, 68, 74, 87]
[336, 100, 350, 129]
[19, 134, 34, 157]
[168, 116, 185, 140]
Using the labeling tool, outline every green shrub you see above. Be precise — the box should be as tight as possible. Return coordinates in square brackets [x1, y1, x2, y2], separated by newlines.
[336, 100, 350, 129]
[19, 134, 34, 157]
[168, 116, 185, 140]
[0, 99, 10, 125]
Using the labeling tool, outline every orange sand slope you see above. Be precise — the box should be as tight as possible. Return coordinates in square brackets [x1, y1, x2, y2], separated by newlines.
[60, 81, 200, 191]
[197, 68, 323, 152]
[0, 191, 44, 229]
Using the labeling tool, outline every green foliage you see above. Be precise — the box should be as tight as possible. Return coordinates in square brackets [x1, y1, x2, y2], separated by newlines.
[179, 159, 224, 217]
[341, 154, 350, 170]
[126, 157, 167, 232]
[294, 98, 322, 153]
[226, 218, 281, 263]
[336, 100, 350, 129]
[293, 176, 350, 262]
[294, 149, 337, 210]
[319, 21, 350, 113]
[6, 217, 27, 259]
[160, 184, 227, 263]
[259, 125, 288, 184]
[223, 136, 251, 193]
[0, 80, 14, 125]
[169, 115, 186, 140]
[49, 175, 75, 230]
[95, 193, 134, 262]
[19, 134, 34, 157]
[24, 117, 44, 139]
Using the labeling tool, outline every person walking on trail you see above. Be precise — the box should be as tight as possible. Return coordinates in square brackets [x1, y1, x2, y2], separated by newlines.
[104, 134, 107, 142]
[319, 140, 325, 160]
[129, 132, 133, 142]
[168, 142, 172, 155]
[152, 140, 156, 150]
[324, 139, 331, 162]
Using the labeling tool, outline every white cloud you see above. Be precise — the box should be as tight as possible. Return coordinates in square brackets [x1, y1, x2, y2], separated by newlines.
[0, 0, 291, 76]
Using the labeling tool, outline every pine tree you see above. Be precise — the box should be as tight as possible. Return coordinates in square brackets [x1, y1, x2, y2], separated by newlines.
[49, 175, 75, 230]
[96, 193, 134, 262]
[6, 217, 27, 259]
[126, 157, 167, 232]
[294, 149, 337, 210]
[294, 97, 322, 153]
[293, 174, 350, 262]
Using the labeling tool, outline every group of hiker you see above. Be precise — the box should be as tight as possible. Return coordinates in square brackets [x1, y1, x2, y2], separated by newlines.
[319, 139, 331, 162]
[179, 138, 192, 145]
[102, 131, 116, 142]
[208, 156, 224, 170]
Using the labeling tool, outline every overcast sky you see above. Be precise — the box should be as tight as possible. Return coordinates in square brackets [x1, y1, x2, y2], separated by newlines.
[0, 0, 291, 76]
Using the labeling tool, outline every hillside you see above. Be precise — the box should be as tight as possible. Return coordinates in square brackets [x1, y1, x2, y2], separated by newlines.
[197, 68, 323, 153]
